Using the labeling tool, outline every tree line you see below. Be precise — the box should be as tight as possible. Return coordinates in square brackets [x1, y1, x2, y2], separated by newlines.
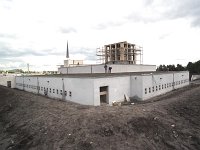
[157, 60, 200, 74]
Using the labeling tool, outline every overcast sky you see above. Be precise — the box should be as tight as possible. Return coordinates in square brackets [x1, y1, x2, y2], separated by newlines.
[0, 0, 200, 71]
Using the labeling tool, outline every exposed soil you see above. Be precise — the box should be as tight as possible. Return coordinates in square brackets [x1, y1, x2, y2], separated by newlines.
[0, 82, 200, 150]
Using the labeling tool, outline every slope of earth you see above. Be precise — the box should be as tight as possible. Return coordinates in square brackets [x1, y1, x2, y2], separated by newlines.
[0, 83, 200, 150]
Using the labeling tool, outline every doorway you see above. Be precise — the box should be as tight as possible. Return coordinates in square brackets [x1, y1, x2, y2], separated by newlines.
[7, 81, 11, 88]
[100, 86, 108, 104]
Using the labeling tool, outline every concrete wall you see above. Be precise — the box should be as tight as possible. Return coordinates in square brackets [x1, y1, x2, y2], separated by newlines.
[109, 64, 156, 73]
[15, 71, 189, 106]
[141, 72, 189, 100]
[0, 75, 16, 88]
[15, 76, 95, 105]
[93, 76, 130, 105]
[130, 75, 143, 100]
[58, 64, 156, 74]
[191, 75, 200, 81]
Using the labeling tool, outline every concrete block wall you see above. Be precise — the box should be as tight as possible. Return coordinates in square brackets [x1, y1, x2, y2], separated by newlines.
[93, 76, 130, 105]
[141, 72, 189, 100]
[109, 64, 156, 73]
[130, 75, 143, 100]
[15, 76, 95, 105]
[191, 75, 200, 81]
[58, 64, 156, 74]
[15, 71, 189, 106]
[0, 75, 16, 88]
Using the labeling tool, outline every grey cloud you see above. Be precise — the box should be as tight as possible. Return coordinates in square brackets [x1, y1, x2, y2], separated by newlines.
[94, 21, 125, 30]
[0, 33, 16, 39]
[163, 0, 200, 27]
[70, 47, 96, 61]
[159, 33, 170, 40]
[0, 42, 63, 59]
[60, 27, 77, 34]
[143, 0, 154, 6]
[127, 0, 200, 27]
[126, 13, 160, 24]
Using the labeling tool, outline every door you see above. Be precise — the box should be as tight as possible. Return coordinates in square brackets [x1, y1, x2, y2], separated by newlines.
[7, 81, 11, 88]
[100, 86, 108, 104]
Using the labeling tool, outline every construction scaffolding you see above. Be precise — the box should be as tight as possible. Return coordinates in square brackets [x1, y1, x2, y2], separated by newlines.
[96, 41, 143, 64]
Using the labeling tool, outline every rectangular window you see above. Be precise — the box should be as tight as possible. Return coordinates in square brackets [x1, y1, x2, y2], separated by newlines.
[69, 91, 72, 97]
[65, 91, 67, 96]
[149, 88, 151, 93]
[162, 85, 163, 89]
[156, 86, 158, 91]
[57, 89, 58, 94]
[47, 88, 48, 91]
[50, 88, 51, 93]
[60, 90, 62, 95]
[165, 84, 166, 88]
[152, 87, 154, 92]
[53, 89, 55, 93]
[159, 85, 161, 90]
[145, 88, 147, 94]
[44, 87, 45, 90]
[167, 83, 169, 88]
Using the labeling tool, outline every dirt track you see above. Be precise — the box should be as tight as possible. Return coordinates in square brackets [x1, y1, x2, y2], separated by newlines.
[0, 83, 200, 150]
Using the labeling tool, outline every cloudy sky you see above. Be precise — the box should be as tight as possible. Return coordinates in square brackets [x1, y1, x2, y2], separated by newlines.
[0, 0, 200, 71]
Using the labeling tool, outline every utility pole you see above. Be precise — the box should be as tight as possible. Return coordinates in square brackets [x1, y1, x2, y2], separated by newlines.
[27, 63, 30, 73]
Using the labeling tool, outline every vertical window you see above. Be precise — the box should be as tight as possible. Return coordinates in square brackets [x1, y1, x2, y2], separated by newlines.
[50, 88, 51, 93]
[152, 87, 154, 92]
[57, 89, 58, 94]
[165, 84, 166, 88]
[159, 85, 161, 90]
[69, 91, 72, 97]
[60, 90, 62, 95]
[149, 87, 151, 93]
[156, 86, 158, 91]
[53, 89, 55, 93]
[162, 85, 163, 89]
[65, 91, 67, 96]
[145, 88, 147, 94]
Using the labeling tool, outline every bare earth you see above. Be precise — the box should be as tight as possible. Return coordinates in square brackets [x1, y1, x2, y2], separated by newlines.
[0, 82, 200, 150]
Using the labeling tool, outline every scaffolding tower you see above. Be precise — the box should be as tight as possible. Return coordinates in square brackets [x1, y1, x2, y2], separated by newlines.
[96, 41, 143, 64]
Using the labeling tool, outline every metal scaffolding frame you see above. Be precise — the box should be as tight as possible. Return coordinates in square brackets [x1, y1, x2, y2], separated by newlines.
[96, 41, 143, 64]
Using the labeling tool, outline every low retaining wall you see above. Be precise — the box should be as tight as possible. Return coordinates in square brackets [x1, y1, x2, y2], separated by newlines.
[191, 75, 200, 81]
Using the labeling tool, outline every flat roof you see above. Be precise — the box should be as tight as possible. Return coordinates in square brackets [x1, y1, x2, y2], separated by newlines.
[19, 71, 189, 79]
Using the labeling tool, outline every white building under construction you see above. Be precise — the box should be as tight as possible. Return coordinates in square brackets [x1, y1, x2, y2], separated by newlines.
[2, 41, 190, 106]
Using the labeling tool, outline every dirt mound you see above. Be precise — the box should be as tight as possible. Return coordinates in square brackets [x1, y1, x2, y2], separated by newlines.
[0, 84, 200, 150]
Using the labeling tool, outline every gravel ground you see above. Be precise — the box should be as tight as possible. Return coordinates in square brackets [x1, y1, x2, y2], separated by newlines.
[0, 82, 200, 150]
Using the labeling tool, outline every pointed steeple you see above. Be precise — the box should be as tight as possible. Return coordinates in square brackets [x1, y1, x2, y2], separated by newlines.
[66, 40, 69, 58]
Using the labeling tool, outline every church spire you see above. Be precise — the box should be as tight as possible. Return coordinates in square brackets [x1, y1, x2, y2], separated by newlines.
[66, 40, 69, 58]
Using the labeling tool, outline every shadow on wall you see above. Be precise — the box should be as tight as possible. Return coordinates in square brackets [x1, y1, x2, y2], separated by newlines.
[130, 95, 142, 101]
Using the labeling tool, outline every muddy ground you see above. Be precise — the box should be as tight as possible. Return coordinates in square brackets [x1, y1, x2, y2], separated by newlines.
[0, 82, 200, 150]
